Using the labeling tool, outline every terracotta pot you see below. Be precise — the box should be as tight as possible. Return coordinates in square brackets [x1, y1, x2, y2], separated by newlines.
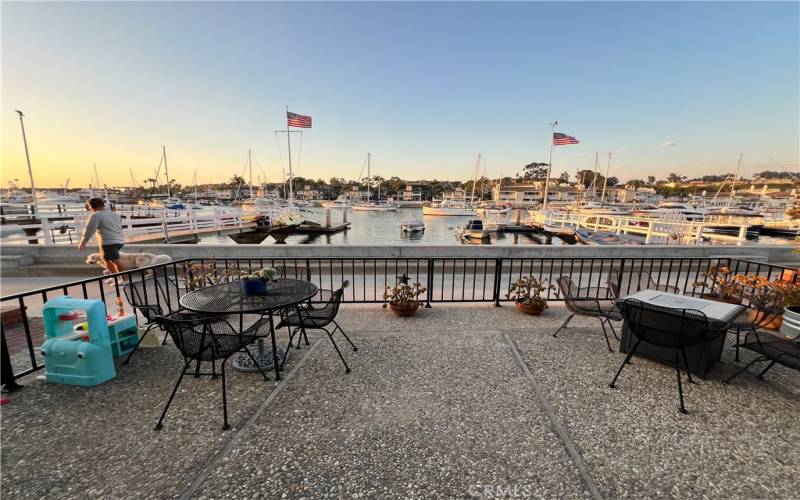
[390, 303, 419, 317]
[701, 293, 743, 305]
[515, 301, 544, 316]
[748, 310, 783, 331]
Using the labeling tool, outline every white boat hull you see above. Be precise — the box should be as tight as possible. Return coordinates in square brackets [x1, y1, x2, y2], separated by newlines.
[423, 207, 476, 216]
[352, 205, 398, 212]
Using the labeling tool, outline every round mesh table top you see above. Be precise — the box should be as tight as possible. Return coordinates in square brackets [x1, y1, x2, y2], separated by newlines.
[179, 279, 318, 314]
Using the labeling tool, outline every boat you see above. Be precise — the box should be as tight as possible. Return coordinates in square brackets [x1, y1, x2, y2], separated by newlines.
[352, 200, 398, 212]
[351, 153, 398, 212]
[274, 210, 305, 228]
[399, 219, 425, 232]
[568, 202, 630, 216]
[423, 155, 483, 216]
[760, 220, 800, 238]
[575, 228, 642, 245]
[476, 204, 512, 215]
[457, 219, 491, 240]
[543, 224, 576, 236]
[632, 202, 708, 222]
[321, 196, 351, 209]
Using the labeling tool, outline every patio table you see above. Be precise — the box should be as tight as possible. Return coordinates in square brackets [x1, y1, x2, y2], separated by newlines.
[179, 279, 318, 380]
[617, 290, 744, 377]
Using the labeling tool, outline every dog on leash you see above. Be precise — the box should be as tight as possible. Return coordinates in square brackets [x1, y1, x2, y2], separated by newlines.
[86, 251, 172, 279]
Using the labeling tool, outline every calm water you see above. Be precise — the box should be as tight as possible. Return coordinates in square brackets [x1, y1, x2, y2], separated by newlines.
[198, 208, 569, 246]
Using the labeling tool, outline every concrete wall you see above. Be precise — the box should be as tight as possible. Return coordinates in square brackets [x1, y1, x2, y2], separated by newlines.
[4, 243, 798, 265]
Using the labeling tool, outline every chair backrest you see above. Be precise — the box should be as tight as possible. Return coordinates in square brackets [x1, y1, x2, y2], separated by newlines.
[328, 280, 349, 318]
[617, 298, 726, 348]
[124, 276, 182, 319]
[608, 270, 669, 298]
[155, 314, 248, 360]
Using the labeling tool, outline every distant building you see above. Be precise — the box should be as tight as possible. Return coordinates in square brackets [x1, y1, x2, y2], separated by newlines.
[400, 184, 423, 202]
[491, 184, 579, 207]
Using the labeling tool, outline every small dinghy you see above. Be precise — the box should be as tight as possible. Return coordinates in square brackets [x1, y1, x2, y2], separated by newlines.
[576, 229, 642, 246]
[400, 219, 425, 232]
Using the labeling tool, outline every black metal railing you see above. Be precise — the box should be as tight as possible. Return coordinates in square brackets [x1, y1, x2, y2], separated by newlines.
[2, 256, 797, 388]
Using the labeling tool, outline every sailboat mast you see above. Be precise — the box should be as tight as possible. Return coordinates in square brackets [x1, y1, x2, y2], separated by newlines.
[367, 153, 371, 201]
[727, 153, 744, 208]
[600, 152, 612, 205]
[590, 151, 599, 200]
[193, 170, 198, 203]
[15, 110, 39, 214]
[248, 148, 253, 199]
[469, 154, 480, 205]
[162, 146, 172, 198]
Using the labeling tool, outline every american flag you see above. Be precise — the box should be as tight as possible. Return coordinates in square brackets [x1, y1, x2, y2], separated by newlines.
[287, 111, 312, 128]
[553, 132, 579, 146]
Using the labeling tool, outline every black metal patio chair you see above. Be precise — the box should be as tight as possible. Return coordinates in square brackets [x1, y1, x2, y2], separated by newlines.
[725, 322, 800, 384]
[607, 270, 680, 299]
[611, 299, 729, 413]
[122, 276, 191, 364]
[276, 280, 357, 373]
[554, 276, 622, 352]
[727, 297, 785, 361]
[153, 314, 270, 431]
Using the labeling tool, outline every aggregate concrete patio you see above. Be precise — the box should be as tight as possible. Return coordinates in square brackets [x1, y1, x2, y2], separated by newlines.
[1, 305, 798, 499]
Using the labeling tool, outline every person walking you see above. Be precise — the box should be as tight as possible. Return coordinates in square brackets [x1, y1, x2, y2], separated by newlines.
[78, 198, 126, 278]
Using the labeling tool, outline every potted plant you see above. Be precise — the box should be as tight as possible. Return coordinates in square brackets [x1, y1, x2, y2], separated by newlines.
[506, 276, 552, 315]
[775, 279, 800, 337]
[692, 266, 745, 304]
[242, 267, 278, 296]
[741, 275, 786, 330]
[383, 277, 426, 317]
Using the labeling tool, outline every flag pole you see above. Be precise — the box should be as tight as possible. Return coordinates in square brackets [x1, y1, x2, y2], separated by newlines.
[542, 121, 557, 211]
[286, 106, 294, 205]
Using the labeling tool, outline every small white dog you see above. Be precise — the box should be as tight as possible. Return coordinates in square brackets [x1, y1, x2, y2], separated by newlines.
[86, 251, 172, 282]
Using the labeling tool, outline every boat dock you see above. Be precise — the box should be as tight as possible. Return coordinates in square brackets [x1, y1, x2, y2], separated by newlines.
[524, 211, 757, 244]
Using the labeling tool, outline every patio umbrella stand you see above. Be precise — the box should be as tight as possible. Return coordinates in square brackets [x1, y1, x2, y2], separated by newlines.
[233, 338, 285, 372]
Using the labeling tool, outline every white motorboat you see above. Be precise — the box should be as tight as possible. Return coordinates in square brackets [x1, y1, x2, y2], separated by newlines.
[457, 219, 491, 240]
[476, 204, 512, 215]
[423, 197, 476, 216]
[321, 196, 351, 209]
[352, 200, 398, 212]
[400, 219, 425, 232]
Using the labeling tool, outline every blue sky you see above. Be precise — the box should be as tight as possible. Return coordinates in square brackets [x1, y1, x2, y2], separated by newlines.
[2, 1, 798, 187]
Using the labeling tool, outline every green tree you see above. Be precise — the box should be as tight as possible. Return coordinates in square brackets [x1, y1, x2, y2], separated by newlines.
[647, 176, 656, 185]
[558, 171, 570, 184]
[521, 162, 550, 181]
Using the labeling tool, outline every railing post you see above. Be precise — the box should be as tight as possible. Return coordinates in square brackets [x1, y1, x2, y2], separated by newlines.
[425, 258, 433, 308]
[1, 327, 22, 392]
[41, 215, 53, 245]
[493, 258, 503, 307]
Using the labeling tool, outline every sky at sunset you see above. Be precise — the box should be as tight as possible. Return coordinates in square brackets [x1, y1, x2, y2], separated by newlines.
[2, 1, 798, 189]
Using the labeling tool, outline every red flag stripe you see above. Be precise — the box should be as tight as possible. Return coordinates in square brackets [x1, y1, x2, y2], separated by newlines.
[287, 111, 312, 128]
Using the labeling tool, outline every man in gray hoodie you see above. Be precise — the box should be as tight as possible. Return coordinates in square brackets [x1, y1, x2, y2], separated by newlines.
[78, 198, 125, 275]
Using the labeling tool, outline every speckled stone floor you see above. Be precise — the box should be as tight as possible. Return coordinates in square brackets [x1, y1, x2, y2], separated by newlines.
[1, 304, 798, 499]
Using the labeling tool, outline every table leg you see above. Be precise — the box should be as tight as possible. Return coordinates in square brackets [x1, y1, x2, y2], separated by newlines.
[268, 311, 281, 381]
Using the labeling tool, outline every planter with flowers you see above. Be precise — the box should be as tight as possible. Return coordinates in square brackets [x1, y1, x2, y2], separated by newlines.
[692, 266, 745, 304]
[242, 267, 279, 296]
[383, 276, 426, 317]
[506, 276, 552, 315]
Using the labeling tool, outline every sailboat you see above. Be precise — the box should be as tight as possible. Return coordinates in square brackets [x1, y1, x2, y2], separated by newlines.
[352, 153, 398, 212]
[423, 154, 481, 216]
[147, 147, 195, 209]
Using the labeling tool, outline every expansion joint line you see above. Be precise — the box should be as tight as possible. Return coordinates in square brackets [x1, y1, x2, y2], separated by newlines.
[503, 333, 603, 500]
[179, 340, 322, 500]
